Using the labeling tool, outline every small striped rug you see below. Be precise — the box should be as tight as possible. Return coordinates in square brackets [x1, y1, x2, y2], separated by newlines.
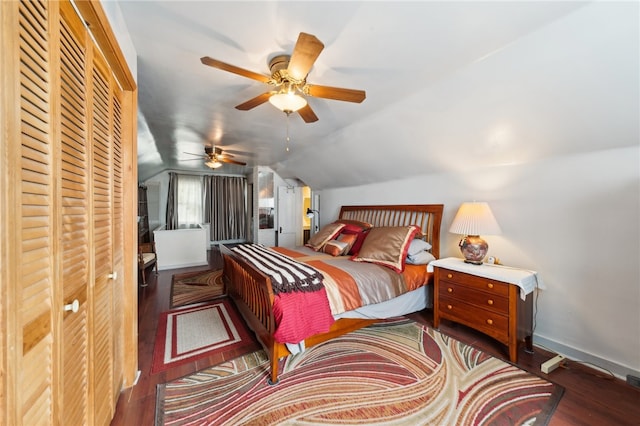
[156, 318, 563, 425]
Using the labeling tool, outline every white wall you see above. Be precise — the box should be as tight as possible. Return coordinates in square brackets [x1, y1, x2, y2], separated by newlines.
[100, 0, 137, 81]
[318, 145, 640, 379]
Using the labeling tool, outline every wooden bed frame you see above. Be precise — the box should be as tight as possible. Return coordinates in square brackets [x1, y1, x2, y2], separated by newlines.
[220, 204, 443, 384]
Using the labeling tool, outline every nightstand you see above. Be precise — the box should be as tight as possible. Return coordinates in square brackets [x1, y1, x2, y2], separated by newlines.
[431, 257, 537, 363]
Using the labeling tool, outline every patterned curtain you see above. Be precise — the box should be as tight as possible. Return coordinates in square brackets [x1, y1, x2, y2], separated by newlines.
[165, 172, 179, 230]
[203, 175, 247, 241]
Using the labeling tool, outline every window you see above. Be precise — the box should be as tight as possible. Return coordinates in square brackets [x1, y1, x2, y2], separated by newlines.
[177, 174, 203, 228]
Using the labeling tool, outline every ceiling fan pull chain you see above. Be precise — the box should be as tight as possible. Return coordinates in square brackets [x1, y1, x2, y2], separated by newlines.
[285, 112, 291, 152]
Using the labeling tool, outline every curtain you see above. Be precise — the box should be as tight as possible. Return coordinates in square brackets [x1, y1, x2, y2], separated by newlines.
[203, 175, 247, 241]
[165, 172, 179, 230]
[177, 174, 203, 228]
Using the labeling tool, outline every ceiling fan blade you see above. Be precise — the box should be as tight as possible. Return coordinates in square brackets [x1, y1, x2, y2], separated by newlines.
[212, 148, 235, 158]
[297, 104, 319, 123]
[200, 56, 271, 83]
[287, 33, 324, 81]
[235, 92, 272, 110]
[307, 85, 366, 103]
[183, 152, 207, 158]
[219, 158, 247, 166]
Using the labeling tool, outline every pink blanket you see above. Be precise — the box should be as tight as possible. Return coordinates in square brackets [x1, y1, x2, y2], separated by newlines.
[272, 288, 335, 344]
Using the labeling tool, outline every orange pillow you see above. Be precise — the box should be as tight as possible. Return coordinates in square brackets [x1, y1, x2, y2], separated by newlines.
[322, 240, 349, 256]
[322, 233, 359, 256]
[337, 233, 358, 254]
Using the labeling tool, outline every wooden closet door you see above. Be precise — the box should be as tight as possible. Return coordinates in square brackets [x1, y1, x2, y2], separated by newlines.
[90, 52, 116, 426]
[15, 1, 56, 423]
[59, 2, 90, 424]
[110, 82, 126, 406]
[1, 1, 136, 424]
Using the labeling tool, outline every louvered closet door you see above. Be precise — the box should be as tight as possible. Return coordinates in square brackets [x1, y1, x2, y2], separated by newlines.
[90, 52, 116, 426]
[59, 2, 90, 424]
[111, 85, 126, 402]
[3, 1, 134, 423]
[17, 0, 55, 423]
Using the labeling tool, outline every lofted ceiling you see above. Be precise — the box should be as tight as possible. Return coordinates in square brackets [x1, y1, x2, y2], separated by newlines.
[116, 1, 639, 189]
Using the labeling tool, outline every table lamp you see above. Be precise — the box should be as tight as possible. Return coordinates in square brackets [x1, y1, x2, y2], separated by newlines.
[449, 202, 501, 264]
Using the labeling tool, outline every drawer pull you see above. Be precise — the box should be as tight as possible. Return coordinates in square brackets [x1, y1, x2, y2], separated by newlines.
[447, 273, 453, 279]
[487, 299, 494, 305]
[447, 304, 452, 310]
[486, 319, 493, 325]
[447, 287, 453, 293]
[487, 283, 494, 289]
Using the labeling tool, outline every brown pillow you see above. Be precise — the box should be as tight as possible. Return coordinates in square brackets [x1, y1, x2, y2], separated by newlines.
[305, 223, 346, 251]
[351, 225, 420, 272]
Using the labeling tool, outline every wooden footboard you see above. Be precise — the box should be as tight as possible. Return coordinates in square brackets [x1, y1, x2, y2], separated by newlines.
[221, 244, 377, 384]
[220, 244, 284, 384]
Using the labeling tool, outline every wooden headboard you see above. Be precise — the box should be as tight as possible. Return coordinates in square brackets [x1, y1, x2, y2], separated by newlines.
[338, 204, 444, 259]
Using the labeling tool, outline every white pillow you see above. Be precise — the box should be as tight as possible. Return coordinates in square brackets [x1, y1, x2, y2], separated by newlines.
[406, 251, 436, 265]
[407, 239, 432, 256]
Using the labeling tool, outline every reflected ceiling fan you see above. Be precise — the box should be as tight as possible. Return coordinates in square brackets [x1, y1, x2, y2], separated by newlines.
[200, 32, 366, 123]
[183, 146, 247, 169]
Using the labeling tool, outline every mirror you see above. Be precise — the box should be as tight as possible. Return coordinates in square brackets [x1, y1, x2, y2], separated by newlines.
[258, 171, 274, 229]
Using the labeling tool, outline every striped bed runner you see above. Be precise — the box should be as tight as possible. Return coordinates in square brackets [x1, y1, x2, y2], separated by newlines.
[231, 244, 324, 294]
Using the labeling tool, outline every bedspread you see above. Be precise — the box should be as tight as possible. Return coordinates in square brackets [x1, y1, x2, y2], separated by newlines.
[273, 246, 432, 316]
[234, 245, 432, 344]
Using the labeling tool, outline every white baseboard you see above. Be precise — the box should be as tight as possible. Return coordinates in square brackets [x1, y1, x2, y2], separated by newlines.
[534, 334, 640, 380]
[157, 261, 208, 271]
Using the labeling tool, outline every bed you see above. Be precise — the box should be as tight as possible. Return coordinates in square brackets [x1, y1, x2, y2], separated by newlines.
[220, 204, 443, 384]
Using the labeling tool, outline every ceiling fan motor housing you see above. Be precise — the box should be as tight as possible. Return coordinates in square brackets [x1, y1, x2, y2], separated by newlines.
[269, 55, 290, 74]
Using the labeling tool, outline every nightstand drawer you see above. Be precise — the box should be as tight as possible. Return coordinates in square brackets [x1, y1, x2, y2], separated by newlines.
[439, 296, 509, 343]
[438, 281, 509, 313]
[439, 269, 509, 296]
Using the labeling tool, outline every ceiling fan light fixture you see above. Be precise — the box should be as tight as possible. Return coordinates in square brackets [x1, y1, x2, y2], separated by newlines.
[205, 159, 222, 169]
[269, 92, 307, 113]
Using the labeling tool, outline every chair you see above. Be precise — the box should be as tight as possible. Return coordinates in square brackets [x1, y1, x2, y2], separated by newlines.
[138, 242, 158, 286]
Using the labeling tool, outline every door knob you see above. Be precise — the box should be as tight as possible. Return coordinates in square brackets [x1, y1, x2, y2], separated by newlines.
[64, 299, 79, 313]
[108, 271, 118, 280]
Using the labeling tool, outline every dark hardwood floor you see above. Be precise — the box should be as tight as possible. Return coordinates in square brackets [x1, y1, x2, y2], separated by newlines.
[112, 249, 640, 425]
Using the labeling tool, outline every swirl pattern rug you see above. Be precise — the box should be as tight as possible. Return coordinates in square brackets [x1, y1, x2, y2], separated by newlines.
[156, 319, 563, 425]
[170, 269, 225, 308]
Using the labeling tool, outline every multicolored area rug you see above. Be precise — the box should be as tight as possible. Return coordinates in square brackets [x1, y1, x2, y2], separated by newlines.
[151, 299, 254, 374]
[156, 318, 563, 425]
[170, 269, 224, 308]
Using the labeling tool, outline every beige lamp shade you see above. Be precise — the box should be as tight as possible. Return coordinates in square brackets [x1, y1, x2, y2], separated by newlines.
[449, 202, 501, 236]
[449, 202, 501, 264]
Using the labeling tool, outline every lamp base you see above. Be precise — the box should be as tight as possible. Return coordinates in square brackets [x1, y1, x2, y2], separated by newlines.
[459, 235, 488, 265]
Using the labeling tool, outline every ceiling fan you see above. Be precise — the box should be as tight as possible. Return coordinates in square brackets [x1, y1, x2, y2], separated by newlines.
[183, 146, 247, 169]
[200, 32, 366, 123]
